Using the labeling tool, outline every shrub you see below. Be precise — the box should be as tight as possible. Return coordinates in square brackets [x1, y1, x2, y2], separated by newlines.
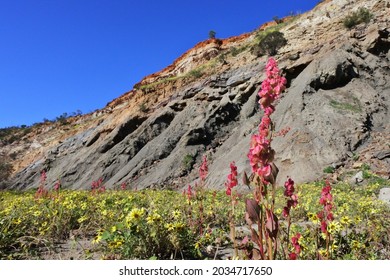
[361, 163, 370, 171]
[56, 113, 69, 125]
[182, 154, 195, 171]
[188, 69, 203, 78]
[0, 159, 13, 187]
[139, 102, 148, 113]
[230, 47, 239, 57]
[217, 53, 227, 64]
[208, 30, 216, 39]
[0, 127, 22, 144]
[323, 166, 336, 174]
[252, 31, 287, 56]
[343, 7, 373, 29]
[273, 16, 283, 24]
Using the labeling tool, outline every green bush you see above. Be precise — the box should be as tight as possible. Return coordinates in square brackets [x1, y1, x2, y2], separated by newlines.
[343, 7, 373, 29]
[139, 102, 148, 113]
[56, 113, 69, 125]
[217, 53, 227, 64]
[0, 159, 13, 186]
[230, 47, 239, 57]
[323, 166, 335, 174]
[251, 31, 287, 56]
[208, 30, 216, 39]
[273, 16, 283, 24]
[229, 46, 248, 57]
[182, 154, 195, 171]
[188, 69, 203, 78]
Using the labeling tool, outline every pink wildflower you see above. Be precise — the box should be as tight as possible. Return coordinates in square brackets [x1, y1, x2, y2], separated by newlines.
[91, 178, 105, 193]
[40, 170, 47, 183]
[282, 177, 298, 218]
[35, 170, 48, 199]
[199, 155, 208, 181]
[225, 161, 238, 196]
[247, 57, 285, 184]
[187, 185, 193, 200]
[284, 178, 295, 196]
[288, 252, 297, 260]
[258, 57, 286, 115]
[289, 232, 302, 259]
[317, 180, 334, 234]
[54, 180, 60, 191]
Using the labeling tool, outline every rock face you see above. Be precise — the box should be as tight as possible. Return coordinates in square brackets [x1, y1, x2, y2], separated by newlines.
[379, 188, 390, 205]
[2, 0, 390, 191]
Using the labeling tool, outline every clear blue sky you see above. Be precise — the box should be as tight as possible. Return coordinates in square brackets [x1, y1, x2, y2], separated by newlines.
[0, 0, 319, 128]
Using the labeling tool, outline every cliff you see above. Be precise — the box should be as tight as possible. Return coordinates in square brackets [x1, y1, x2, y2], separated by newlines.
[1, 0, 389, 191]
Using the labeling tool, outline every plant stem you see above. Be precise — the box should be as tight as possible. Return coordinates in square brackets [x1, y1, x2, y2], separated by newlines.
[286, 215, 291, 257]
[258, 205, 265, 259]
[231, 199, 238, 258]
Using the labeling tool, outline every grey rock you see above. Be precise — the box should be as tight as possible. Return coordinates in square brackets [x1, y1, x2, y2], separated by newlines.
[351, 171, 364, 184]
[30, 140, 42, 149]
[289, 53, 300, 61]
[219, 94, 231, 107]
[378, 188, 390, 205]
[226, 73, 250, 87]
[332, 161, 344, 169]
[374, 150, 390, 160]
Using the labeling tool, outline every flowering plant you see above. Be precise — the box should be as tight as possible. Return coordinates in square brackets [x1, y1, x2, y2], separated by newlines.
[231, 57, 301, 259]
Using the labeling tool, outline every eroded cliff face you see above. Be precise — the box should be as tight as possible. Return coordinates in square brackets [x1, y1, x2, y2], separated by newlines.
[2, 0, 389, 191]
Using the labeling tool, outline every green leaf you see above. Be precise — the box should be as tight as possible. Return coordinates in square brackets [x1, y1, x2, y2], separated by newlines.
[101, 231, 111, 240]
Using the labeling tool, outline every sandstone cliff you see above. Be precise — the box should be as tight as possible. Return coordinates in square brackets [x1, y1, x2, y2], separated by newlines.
[1, 0, 389, 191]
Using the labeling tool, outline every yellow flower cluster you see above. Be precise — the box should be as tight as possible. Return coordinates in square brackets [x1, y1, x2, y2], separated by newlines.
[0, 180, 388, 260]
[125, 207, 145, 227]
[147, 212, 162, 224]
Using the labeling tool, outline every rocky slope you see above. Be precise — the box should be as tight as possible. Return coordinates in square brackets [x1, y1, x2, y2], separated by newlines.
[1, 0, 389, 191]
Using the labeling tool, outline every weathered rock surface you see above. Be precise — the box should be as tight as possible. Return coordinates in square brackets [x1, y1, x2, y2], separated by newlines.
[2, 0, 389, 191]
[379, 188, 390, 205]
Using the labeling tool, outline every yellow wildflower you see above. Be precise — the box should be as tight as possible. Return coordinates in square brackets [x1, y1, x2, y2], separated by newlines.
[330, 242, 338, 252]
[174, 222, 185, 231]
[318, 249, 328, 257]
[33, 211, 42, 217]
[340, 216, 352, 226]
[125, 208, 145, 227]
[108, 239, 123, 249]
[77, 216, 88, 224]
[350, 240, 365, 250]
[92, 235, 102, 244]
[172, 210, 181, 219]
[308, 212, 319, 224]
[165, 223, 175, 231]
[81, 202, 87, 211]
[327, 221, 341, 234]
[147, 212, 162, 224]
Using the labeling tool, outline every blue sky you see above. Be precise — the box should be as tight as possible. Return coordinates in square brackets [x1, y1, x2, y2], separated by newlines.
[0, 0, 319, 128]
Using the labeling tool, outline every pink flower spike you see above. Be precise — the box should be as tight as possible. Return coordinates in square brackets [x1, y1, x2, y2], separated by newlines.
[225, 161, 238, 196]
[288, 252, 297, 260]
[199, 155, 208, 181]
[187, 185, 192, 196]
[54, 180, 60, 191]
[40, 170, 47, 183]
